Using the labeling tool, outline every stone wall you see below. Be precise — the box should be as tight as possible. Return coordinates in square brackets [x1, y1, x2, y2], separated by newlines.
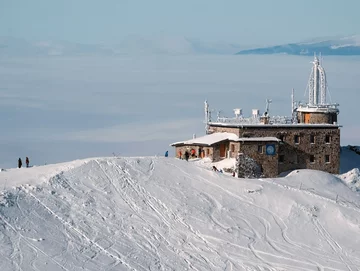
[297, 112, 338, 124]
[212, 143, 221, 162]
[209, 125, 340, 174]
[241, 126, 340, 174]
[229, 142, 241, 158]
[239, 142, 279, 177]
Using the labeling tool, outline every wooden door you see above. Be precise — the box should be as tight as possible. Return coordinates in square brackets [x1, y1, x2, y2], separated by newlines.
[304, 113, 311, 123]
[220, 143, 226, 157]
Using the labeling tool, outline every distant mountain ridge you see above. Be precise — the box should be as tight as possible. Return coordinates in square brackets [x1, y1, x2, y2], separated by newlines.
[0, 36, 248, 57]
[236, 35, 360, 56]
[3, 35, 360, 57]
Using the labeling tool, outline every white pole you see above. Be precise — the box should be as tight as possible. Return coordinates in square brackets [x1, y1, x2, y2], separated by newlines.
[204, 100, 209, 134]
[313, 57, 318, 105]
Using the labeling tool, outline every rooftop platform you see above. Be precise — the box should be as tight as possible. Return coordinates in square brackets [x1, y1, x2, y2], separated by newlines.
[209, 122, 342, 128]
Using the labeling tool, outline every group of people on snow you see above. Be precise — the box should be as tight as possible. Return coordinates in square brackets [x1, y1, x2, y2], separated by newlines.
[177, 150, 190, 161]
[165, 150, 237, 177]
[18, 157, 30, 168]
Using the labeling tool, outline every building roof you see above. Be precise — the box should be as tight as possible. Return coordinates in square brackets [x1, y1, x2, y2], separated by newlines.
[170, 132, 238, 146]
[170, 133, 281, 147]
[209, 122, 342, 128]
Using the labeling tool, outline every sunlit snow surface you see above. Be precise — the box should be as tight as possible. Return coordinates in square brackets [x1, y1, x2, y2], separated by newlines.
[1, 157, 360, 270]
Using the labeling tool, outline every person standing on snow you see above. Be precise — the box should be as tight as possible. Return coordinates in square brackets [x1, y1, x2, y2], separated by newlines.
[18, 158, 22, 168]
[165, 151, 168, 157]
[185, 151, 189, 161]
[26, 157, 29, 167]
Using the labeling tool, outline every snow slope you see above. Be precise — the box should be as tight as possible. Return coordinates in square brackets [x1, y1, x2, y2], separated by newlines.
[1, 157, 360, 270]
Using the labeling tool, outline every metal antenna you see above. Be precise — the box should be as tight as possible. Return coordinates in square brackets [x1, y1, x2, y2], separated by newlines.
[217, 110, 222, 121]
[204, 100, 209, 134]
[265, 99, 272, 116]
[307, 53, 327, 105]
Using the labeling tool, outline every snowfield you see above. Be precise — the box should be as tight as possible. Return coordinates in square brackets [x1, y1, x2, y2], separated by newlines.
[1, 157, 360, 271]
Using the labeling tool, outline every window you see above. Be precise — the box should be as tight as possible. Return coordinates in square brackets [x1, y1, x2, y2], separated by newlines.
[257, 145, 263, 153]
[310, 135, 315, 144]
[206, 149, 210, 155]
[325, 135, 331, 144]
[325, 155, 330, 163]
[294, 135, 299, 144]
[279, 155, 285, 163]
[231, 144, 235, 152]
[310, 155, 315, 163]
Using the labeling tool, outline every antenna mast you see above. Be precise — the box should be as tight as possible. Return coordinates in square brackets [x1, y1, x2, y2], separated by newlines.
[307, 53, 327, 105]
[204, 100, 210, 134]
[265, 99, 272, 116]
[291, 88, 297, 123]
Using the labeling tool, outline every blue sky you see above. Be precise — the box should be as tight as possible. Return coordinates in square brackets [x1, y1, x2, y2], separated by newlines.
[1, 0, 359, 45]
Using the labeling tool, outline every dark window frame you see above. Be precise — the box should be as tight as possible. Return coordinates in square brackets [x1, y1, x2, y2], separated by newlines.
[325, 135, 331, 144]
[310, 134, 315, 144]
[294, 135, 300, 144]
[279, 155, 285, 163]
[310, 155, 315, 163]
[325, 155, 330, 163]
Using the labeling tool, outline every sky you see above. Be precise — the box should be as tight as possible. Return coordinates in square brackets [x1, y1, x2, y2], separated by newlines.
[0, 0, 359, 45]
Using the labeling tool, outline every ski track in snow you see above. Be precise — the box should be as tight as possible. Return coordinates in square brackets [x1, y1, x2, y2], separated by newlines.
[0, 157, 359, 271]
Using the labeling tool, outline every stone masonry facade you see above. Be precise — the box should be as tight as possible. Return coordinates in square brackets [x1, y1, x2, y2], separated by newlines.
[237, 141, 279, 177]
[209, 125, 340, 175]
[297, 112, 338, 125]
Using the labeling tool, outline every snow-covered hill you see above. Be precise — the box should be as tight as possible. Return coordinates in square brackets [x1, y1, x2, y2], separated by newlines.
[1, 156, 360, 270]
[236, 35, 360, 56]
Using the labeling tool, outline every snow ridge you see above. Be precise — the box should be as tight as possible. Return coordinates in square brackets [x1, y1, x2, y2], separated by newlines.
[0, 157, 360, 270]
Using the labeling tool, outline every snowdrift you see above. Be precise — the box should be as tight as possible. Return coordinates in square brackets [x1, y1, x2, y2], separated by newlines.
[0, 157, 360, 271]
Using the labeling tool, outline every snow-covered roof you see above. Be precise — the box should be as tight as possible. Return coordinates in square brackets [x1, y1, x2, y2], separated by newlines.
[170, 132, 238, 146]
[235, 137, 280, 142]
[209, 122, 342, 128]
[171, 133, 281, 146]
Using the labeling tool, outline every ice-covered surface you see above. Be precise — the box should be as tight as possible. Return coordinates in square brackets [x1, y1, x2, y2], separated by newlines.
[171, 133, 280, 146]
[171, 132, 238, 146]
[338, 168, 360, 192]
[1, 156, 360, 270]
